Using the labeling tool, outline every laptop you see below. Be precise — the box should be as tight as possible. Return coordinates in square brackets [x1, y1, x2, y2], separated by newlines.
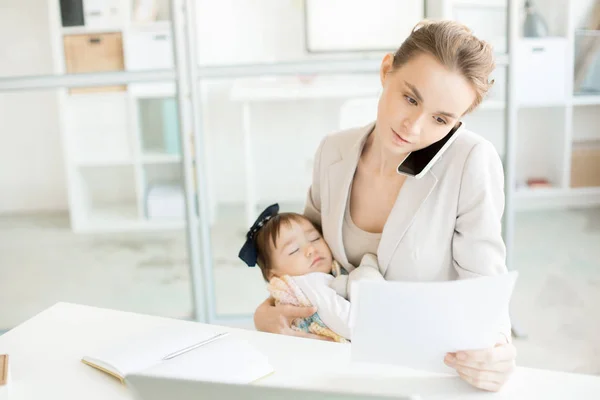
[127, 374, 420, 400]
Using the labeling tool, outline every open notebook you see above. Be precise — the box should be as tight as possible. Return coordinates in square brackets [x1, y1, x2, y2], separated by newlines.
[82, 327, 273, 385]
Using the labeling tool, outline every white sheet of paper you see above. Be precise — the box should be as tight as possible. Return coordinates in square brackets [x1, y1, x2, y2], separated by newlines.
[351, 271, 518, 374]
[137, 335, 273, 384]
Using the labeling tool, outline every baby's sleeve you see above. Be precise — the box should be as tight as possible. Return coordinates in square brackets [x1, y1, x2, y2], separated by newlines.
[346, 253, 385, 301]
[293, 273, 353, 340]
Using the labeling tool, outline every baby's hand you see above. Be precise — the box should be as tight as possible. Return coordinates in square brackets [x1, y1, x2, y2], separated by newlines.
[329, 275, 349, 299]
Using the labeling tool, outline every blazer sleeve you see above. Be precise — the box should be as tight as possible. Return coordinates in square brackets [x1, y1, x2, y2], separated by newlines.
[453, 141, 512, 342]
[303, 137, 327, 229]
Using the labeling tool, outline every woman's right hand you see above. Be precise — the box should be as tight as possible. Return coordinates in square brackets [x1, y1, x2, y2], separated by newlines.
[253, 297, 334, 341]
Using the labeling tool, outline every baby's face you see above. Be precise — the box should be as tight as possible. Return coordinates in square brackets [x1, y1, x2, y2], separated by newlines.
[268, 218, 333, 279]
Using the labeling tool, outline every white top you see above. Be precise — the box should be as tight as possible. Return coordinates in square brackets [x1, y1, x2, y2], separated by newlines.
[293, 273, 352, 339]
[342, 191, 382, 268]
[1, 303, 600, 400]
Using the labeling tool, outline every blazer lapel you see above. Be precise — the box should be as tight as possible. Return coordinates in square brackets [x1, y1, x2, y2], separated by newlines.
[325, 156, 355, 269]
[324, 124, 374, 271]
[378, 172, 438, 276]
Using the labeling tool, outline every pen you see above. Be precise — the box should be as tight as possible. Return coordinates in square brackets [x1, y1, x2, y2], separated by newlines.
[162, 332, 230, 360]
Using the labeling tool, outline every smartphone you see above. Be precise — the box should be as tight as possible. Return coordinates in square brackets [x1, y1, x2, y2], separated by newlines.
[396, 122, 463, 179]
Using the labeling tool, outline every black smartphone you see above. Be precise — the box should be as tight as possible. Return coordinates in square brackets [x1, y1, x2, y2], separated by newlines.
[397, 122, 463, 179]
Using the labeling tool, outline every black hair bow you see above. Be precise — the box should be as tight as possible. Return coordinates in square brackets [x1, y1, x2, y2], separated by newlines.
[238, 203, 279, 267]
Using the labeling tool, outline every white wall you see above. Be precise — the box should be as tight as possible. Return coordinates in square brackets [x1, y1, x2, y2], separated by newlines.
[1, 0, 593, 214]
[194, 0, 423, 65]
[0, 0, 67, 213]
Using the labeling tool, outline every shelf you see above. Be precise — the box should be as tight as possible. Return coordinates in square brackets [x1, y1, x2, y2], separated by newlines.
[75, 160, 134, 167]
[77, 204, 184, 233]
[452, 0, 506, 7]
[62, 26, 122, 36]
[62, 21, 170, 36]
[141, 153, 181, 164]
[572, 140, 600, 147]
[572, 96, 600, 106]
[518, 101, 569, 109]
[516, 186, 600, 199]
[479, 99, 505, 110]
[129, 83, 176, 98]
[129, 20, 171, 32]
[230, 78, 507, 106]
[230, 75, 381, 102]
[514, 187, 600, 210]
[515, 187, 564, 199]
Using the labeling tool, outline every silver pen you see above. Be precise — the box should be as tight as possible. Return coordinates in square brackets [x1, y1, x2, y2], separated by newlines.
[162, 332, 230, 360]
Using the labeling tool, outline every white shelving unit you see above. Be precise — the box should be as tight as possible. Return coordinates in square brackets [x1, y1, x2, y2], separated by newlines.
[572, 95, 600, 105]
[46, 0, 600, 233]
[50, 0, 186, 233]
[511, 0, 600, 209]
[429, 0, 600, 210]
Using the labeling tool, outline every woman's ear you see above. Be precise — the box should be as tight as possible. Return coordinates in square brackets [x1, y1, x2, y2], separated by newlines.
[380, 53, 395, 87]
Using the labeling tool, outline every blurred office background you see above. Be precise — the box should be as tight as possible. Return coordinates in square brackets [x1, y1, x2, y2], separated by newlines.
[0, 0, 599, 375]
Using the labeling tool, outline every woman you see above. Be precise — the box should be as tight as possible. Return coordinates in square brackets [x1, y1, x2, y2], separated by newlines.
[254, 20, 516, 392]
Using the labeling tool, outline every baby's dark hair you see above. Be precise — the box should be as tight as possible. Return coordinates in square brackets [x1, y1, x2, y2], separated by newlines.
[254, 212, 311, 282]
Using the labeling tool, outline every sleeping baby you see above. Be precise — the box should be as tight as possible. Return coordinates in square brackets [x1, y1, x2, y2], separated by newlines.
[238, 203, 384, 342]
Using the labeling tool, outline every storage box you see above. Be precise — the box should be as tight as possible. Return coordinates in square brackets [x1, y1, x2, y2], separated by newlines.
[571, 146, 600, 188]
[60, 0, 84, 27]
[83, 0, 127, 29]
[0, 354, 10, 400]
[146, 184, 185, 219]
[63, 33, 125, 94]
[516, 38, 568, 106]
[124, 26, 174, 71]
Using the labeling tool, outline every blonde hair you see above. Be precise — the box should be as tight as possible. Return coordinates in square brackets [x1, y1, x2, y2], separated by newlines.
[393, 20, 496, 113]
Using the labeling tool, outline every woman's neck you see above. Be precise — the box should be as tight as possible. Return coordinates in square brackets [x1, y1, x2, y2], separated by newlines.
[361, 125, 408, 177]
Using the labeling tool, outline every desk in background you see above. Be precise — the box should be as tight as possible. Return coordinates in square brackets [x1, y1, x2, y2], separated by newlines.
[230, 74, 381, 226]
[229, 75, 506, 226]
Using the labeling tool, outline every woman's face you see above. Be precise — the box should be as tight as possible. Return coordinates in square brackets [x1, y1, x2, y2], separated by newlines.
[377, 52, 477, 155]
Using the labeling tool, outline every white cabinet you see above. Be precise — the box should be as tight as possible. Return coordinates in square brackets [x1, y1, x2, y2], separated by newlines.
[83, 0, 128, 29]
[515, 38, 568, 106]
[124, 24, 174, 71]
[66, 93, 132, 165]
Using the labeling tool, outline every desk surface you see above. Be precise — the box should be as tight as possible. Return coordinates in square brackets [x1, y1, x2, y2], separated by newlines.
[0, 303, 599, 400]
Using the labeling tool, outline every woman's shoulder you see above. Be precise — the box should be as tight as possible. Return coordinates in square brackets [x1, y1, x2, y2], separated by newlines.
[432, 127, 503, 178]
[318, 122, 375, 160]
[452, 127, 498, 155]
[446, 127, 500, 163]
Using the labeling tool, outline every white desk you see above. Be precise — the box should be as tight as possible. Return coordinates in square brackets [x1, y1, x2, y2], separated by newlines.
[1, 303, 599, 399]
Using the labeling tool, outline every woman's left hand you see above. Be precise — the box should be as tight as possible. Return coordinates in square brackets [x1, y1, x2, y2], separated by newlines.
[444, 340, 517, 392]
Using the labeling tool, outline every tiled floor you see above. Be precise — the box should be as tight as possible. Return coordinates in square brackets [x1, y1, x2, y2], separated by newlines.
[1, 206, 599, 375]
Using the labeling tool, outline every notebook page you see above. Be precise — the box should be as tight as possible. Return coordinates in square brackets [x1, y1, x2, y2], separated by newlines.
[137, 335, 273, 384]
[86, 325, 222, 377]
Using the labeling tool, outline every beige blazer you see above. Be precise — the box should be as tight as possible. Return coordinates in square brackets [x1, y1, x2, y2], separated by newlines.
[304, 121, 508, 282]
[304, 122, 511, 338]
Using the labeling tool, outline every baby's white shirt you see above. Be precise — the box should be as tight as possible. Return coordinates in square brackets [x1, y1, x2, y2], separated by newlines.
[292, 272, 352, 340]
